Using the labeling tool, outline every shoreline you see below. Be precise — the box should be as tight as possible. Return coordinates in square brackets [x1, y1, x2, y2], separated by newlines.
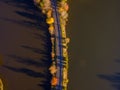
[34, 0, 70, 90]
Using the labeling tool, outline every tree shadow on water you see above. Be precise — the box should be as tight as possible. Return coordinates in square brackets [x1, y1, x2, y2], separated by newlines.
[3, 65, 45, 78]
[97, 73, 120, 90]
[20, 44, 52, 64]
[4, 53, 52, 90]
[7, 54, 51, 67]
[0, 0, 52, 90]
[5, 53, 52, 90]
[37, 69, 52, 90]
[0, 0, 48, 31]
[97, 59, 120, 90]
[21, 44, 52, 55]
[38, 80, 51, 90]
[33, 32, 51, 42]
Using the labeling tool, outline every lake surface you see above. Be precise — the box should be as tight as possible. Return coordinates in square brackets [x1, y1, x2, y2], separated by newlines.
[0, 0, 120, 90]
[68, 0, 120, 90]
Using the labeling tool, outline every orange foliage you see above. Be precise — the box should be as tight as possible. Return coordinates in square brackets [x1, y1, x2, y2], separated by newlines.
[51, 77, 58, 86]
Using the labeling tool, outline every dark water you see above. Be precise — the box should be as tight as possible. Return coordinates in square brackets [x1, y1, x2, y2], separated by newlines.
[68, 0, 120, 90]
[0, 0, 51, 90]
[0, 0, 120, 90]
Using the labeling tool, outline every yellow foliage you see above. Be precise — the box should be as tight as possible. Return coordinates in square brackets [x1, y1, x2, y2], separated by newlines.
[49, 25, 54, 31]
[0, 78, 3, 90]
[47, 10, 52, 18]
[46, 18, 54, 24]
